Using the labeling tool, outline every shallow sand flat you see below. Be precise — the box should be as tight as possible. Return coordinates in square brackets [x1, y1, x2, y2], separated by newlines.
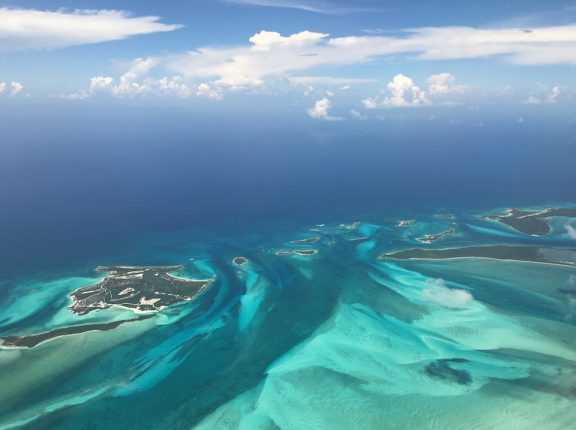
[0, 316, 158, 417]
[0, 315, 154, 349]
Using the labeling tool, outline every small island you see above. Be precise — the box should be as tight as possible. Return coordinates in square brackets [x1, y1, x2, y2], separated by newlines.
[484, 207, 576, 236]
[275, 249, 318, 257]
[232, 256, 248, 266]
[398, 219, 415, 227]
[68, 265, 213, 315]
[293, 249, 318, 256]
[416, 227, 455, 244]
[288, 236, 320, 245]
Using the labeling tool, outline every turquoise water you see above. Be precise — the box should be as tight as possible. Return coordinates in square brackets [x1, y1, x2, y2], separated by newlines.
[1, 206, 576, 429]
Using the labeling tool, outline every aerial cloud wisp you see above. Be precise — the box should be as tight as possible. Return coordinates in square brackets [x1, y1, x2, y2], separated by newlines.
[0, 8, 182, 52]
[223, 0, 368, 14]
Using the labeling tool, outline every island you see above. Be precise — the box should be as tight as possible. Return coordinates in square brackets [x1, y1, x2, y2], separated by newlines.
[380, 245, 576, 267]
[293, 249, 318, 256]
[398, 219, 415, 227]
[289, 236, 320, 244]
[275, 249, 318, 256]
[68, 265, 213, 315]
[416, 227, 455, 244]
[232, 257, 248, 266]
[484, 207, 576, 236]
[1, 315, 154, 349]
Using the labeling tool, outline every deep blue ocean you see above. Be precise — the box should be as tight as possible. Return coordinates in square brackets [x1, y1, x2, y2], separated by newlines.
[1, 102, 574, 278]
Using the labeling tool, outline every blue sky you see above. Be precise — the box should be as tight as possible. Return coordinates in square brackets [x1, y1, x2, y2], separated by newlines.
[1, 0, 576, 120]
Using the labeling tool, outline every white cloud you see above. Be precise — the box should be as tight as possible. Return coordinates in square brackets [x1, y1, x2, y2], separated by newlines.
[363, 73, 468, 109]
[427, 73, 466, 96]
[565, 222, 576, 240]
[157, 76, 192, 98]
[0, 82, 5, 93]
[64, 25, 576, 103]
[249, 30, 328, 51]
[196, 83, 223, 100]
[10, 81, 24, 96]
[62, 59, 192, 100]
[363, 74, 429, 108]
[524, 83, 565, 104]
[307, 95, 343, 121]
[0, 8, 181, 52]
[159, 25, 576, 94]
[421, 279, 474, 309]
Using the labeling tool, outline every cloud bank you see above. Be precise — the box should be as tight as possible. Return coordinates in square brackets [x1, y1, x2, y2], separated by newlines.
[65, 25, 576, 104]
[0, 8, 181, 52]
[160, 25, 576, 92]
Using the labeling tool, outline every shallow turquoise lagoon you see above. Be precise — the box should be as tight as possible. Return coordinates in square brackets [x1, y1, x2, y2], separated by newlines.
[1, 206, 576, 430]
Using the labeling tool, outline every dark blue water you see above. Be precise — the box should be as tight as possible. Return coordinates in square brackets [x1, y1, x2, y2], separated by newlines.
[1, 102, 575, 278]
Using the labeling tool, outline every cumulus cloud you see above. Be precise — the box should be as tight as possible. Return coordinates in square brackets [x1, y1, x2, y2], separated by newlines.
[0, 8, 181, 52]
[565, 222, 576, 240]
[196, 83, 223, 100]
[0, 82, 5, 93]
[427, 73, 466, 96]
[363, 74, 429, 108]
[363, 73, 466, 109]
[10, 81, 24, 96]
[421, 279, 474, 308]
[62, 59, 192, 100]
[64, 25, 576, 102]
[307, 94, 343, 121]
[159, 26, 576, 94]
[524, 83, 565, 104]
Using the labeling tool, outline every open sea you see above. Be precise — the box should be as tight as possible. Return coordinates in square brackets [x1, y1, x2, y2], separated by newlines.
[1, 103, 576, 429]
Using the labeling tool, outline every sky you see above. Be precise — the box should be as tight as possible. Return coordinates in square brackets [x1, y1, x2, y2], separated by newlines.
[2, 0, 576, 276]
[1, 0, 576, 120]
